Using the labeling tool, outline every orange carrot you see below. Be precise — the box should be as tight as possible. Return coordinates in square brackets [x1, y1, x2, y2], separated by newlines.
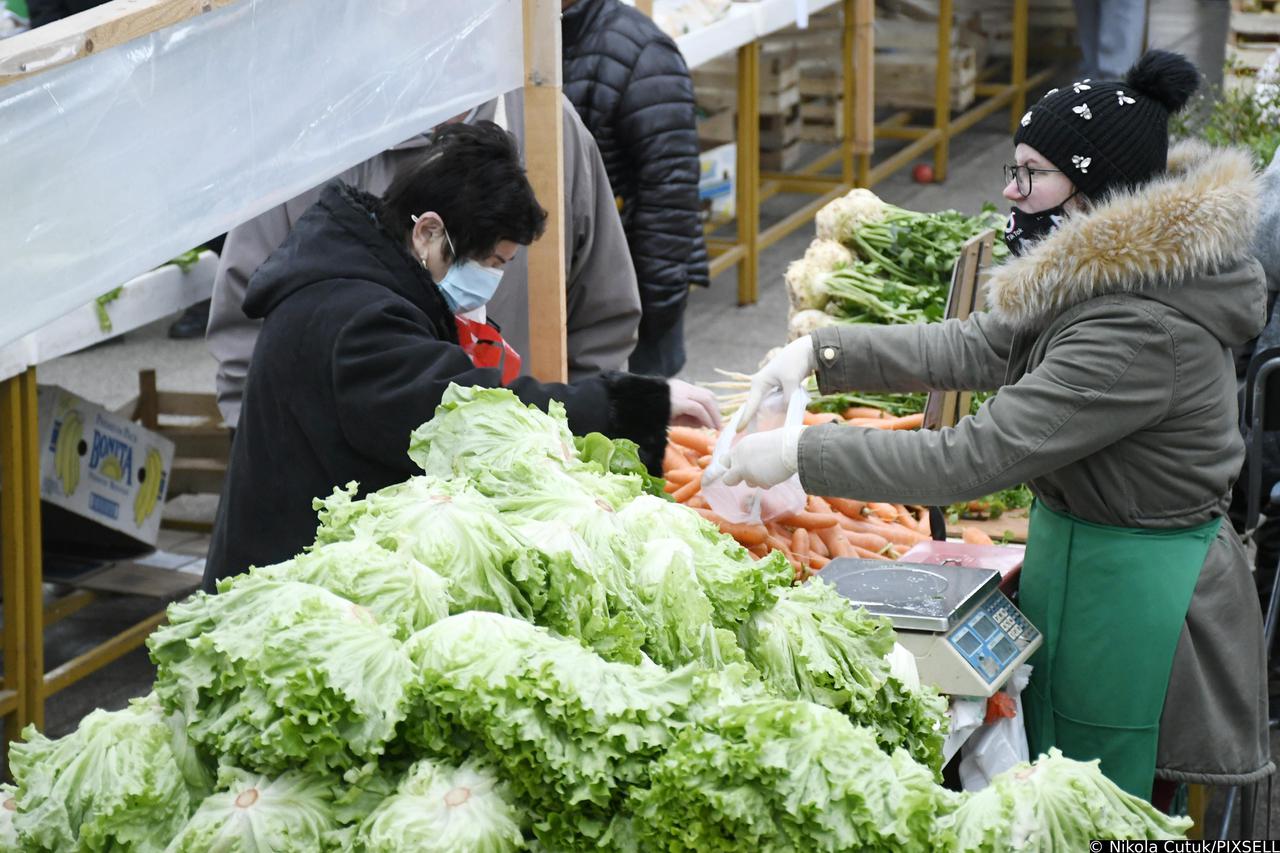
[766, 532, 793, 554]
[964, 527, 995, 546]
[817, 525, 853, 558]
[807, 496, 834, 515]
[671, 474, 703, 503]
[668, 427, 715, 456]
[692, 507, 768, 547]
[803, 411, 841, 426]
[868, 502, 899, 521]
[697, 454, 712, 468]
[747, 543, 769, 559]
[811, 533, 830, 558]
[775, 510, 840, 529]
[841, 517, 929, 547]
[841, 529, 891, 553]
[853, 545, 890, 560]
[843, 406, 888, 420]
[664, 467, 701, 488]
[791, 528, 810, 565]
[827, 497, 867, 519]
[885, 413, 925, 430]
[663, 445, 686, 474]
[809, 553, 830, 571]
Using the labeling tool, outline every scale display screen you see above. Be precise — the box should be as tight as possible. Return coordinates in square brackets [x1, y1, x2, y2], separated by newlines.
[947, 590, 1041, 684]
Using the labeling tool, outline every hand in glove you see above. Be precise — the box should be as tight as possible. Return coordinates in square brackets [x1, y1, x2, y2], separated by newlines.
[720, 425, 803, 488]
[669, 379, 723, 430]
[738, 336, 817, 427]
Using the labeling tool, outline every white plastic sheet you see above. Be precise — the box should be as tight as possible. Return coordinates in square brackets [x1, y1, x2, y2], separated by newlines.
[0, 0, 522, 350]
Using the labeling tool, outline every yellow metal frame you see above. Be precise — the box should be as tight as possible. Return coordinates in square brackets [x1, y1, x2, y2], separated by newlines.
[702, 0, 1053, 304]
[1, 367, 170, 768]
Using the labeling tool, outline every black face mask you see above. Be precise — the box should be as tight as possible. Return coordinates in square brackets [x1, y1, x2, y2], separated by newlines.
[1003, 191, 1078, 257]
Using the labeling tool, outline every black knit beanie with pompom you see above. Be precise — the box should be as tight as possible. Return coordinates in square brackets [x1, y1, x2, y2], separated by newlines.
[1013, 50, 1200, 201]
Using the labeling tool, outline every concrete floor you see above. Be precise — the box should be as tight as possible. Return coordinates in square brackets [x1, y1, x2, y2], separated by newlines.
[13, 0, 1272, 837]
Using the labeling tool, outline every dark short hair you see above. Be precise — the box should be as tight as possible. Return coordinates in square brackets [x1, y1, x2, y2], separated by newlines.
[380, 121, 547, 262]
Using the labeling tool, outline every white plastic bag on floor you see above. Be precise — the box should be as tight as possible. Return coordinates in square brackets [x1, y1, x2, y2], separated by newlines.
[959, 664, 1033, 791]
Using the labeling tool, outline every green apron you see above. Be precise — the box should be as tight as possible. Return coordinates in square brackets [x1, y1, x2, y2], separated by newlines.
[1019, 501, 1221, 800]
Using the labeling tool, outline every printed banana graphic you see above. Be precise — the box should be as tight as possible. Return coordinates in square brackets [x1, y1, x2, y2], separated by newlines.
[55, 411, 83, 496]
[133, 448, 164, 526]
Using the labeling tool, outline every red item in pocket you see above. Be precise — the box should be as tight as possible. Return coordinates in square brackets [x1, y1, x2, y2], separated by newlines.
[454, 315, 522, 385]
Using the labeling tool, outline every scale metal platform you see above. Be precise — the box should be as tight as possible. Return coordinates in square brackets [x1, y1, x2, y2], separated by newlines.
[822, 558, 1042, 697]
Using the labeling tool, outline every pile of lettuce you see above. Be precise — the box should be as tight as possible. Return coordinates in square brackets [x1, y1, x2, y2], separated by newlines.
[3, 385, 1191, 850]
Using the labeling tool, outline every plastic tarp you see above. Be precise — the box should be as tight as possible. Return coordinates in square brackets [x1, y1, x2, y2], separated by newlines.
[0, 0, 522, 350]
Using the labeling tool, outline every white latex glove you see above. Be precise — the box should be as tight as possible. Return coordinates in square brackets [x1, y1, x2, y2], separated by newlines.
[738, 336, 817, 428]
[720, 425, 802, 488]
[669, 379, 723, 430]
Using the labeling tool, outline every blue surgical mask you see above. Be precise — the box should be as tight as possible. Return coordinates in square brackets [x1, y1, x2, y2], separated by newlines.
[411, 215, 505, 313]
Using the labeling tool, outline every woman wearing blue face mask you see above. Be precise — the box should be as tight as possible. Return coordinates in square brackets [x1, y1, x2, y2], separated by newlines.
[205, 121, 720, 589]
[717, 51, 1275, 802]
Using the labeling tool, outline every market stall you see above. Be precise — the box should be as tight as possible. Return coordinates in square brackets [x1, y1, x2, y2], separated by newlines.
[0, 0, 566, 754]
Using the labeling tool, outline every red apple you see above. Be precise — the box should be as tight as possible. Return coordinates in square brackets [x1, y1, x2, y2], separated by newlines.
[912, 163, 935, 183]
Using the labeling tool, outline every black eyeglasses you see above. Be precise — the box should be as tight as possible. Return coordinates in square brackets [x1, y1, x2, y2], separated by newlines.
[1003, 163, 1064, 197]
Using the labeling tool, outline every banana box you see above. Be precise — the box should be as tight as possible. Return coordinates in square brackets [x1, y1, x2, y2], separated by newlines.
[37, 385, 175, 553]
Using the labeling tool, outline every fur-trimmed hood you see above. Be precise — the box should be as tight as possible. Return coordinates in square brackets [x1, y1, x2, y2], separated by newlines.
[987, 141, 1264, 342]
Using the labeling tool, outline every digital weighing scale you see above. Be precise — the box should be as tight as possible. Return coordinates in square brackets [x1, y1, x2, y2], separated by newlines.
[823, 558, 1042, 697]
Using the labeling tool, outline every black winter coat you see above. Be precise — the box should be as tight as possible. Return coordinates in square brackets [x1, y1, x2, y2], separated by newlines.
[203, 182, 670, 589]
[562, 0, 709, 340]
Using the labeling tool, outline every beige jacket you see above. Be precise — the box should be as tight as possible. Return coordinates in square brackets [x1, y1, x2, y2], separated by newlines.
[801, 142, 1273, 784]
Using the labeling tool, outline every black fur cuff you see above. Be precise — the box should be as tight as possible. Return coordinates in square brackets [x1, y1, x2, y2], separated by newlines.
[603, 371, 671, 474]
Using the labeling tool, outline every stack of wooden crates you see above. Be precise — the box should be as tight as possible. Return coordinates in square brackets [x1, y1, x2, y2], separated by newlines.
[1226, 0, 1280, 93]
[693, 44, 805, 171]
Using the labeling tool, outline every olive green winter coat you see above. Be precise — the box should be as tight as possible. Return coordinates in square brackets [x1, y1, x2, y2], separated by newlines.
[799, 141, 1272, 784]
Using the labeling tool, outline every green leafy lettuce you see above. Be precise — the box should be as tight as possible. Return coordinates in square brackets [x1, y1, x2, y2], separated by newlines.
[739, 579, 949, 772]
[574, 431, 666, 498]
[235, 535, 453, 640]
[952, 748, 1192, 850]
[401, 611, 698, 849]
[0, 785, 16, 850]
[314, 477, 546, 621]
[9, 695, 211, 852]
[617, 495, 792, 627]
[355, 757, 524, 853]
[166, 766, 340, 852]
[633, 699, 958, 853]
[149, 578, 411, 774]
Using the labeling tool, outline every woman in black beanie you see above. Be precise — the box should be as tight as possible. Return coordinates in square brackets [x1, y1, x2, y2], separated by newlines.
[723, 50, 1273, 801]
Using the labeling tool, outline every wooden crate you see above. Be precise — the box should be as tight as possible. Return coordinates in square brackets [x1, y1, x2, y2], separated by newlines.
[1234, 0, 1279, 12]
[875, 46, 978, 112]
[760, 139, 805, 171]
[759, 105, 803, 151]
[122, 370, 229, 506]
[1229, 9, 1280, 52]
[697, 106, 736, 147]
[800, 96, 844, 142]
[694, 45, 799, 95]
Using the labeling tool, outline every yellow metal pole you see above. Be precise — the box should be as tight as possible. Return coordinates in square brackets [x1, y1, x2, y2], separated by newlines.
[736, 40, 760, 305]
[18, 369, 43, 731]
[841, 0, 856, 186]
[852, 0, 874, 186]
[0, 373, 30, 761]
[1011, 0, 1029, 132]
[933, 0, 954, 181]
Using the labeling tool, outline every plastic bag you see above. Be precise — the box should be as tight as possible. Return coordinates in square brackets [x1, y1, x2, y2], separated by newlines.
[958, 664, 1033, 791]
[702, 388, 809, 525]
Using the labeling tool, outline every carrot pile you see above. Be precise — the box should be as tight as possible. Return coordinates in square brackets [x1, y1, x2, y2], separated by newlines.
[664, 425, 934, 582]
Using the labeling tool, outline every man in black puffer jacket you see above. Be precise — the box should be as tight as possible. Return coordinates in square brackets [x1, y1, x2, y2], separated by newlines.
[562, 0, 709, 378]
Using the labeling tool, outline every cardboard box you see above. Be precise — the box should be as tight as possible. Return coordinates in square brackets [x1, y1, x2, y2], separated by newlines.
[37, 385, 175, 555]
[699, 142, 736, 226]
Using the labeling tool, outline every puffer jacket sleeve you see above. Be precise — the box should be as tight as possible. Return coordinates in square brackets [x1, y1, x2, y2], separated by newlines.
[616, 39, 706, 335]
[798, 306, 1173, 504]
